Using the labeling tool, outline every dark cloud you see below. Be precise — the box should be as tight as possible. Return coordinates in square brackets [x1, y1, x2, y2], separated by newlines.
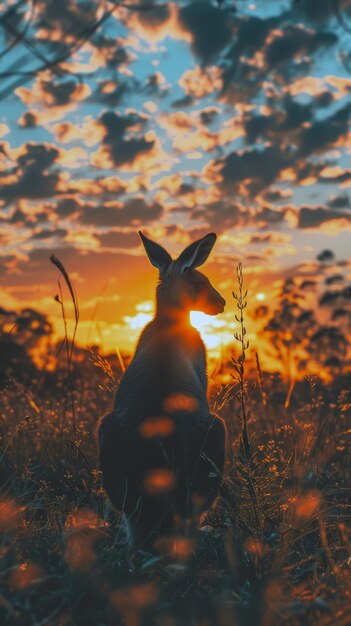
[298, 102, 351, 156]
[319, 169, 351, 184]
[325, 274, 344, 285]
[143, 72, 169, 98]
[56, 198, 81, 217]
[249, 233, 279, 245]
[97, 231, 139, 249]
[317, 249, 335, 262]
[0, 144, 61, 204]
[80, 198, 163, 227]
[216, 145, 288, 196]
[171, 95, 194, 108]
[221, 14, 279, 98]
[137, 2, 171, 29]
[179, 1, 232, 65]
[191, 200, 242, 230]
[19, 112, 38, 128]
[220, 11, 338, 104]
[256, 206, 287, 225]
[298, 205, 351, 228]
[297, 0, 350, 23]
[98, 111, 154, 167]
[237, 90, 350, 196]
[265, 25, 337, 71]
[36, 0, 99, 40]
[243, 92, 336, 147]
[0, 255, 18, 276]
[41, 79, 80, 106]
[31, 228, 67, 240]
[92, 34, 130, 70]
[328, 193, 351, 209]
[0, 208, 26, 225]
[263, 189, 289, 203]
[200, 108, 218, 126]
[95, 81, 131, 107]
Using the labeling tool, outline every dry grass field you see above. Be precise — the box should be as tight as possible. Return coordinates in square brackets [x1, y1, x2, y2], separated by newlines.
[0, 264, 350, 626]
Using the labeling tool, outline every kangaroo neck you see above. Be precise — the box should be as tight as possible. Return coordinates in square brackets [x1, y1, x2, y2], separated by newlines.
[155, 302, 190, 327]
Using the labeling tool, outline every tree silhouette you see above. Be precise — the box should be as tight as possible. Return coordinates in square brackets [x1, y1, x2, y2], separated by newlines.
[0, 306, 53, 383]
[0, 0, 350, 103]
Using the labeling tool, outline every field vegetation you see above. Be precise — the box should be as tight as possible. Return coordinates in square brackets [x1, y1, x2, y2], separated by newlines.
[0, 258, 350, 626]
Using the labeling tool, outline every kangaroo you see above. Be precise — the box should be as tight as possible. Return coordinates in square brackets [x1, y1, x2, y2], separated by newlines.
[98, 231, 226, 550]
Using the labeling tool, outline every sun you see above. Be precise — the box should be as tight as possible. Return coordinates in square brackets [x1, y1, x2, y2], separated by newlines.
[190, 311, 221, 350]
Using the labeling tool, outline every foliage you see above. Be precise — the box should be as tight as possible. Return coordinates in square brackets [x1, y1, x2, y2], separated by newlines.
[0, 264, 351, 626]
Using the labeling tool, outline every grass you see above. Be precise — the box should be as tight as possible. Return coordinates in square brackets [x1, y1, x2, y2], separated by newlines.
[0, 263, 350, 626]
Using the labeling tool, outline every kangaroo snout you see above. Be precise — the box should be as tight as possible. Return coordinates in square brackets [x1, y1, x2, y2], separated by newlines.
[216, 296, 226, 314]
[208, 295, 226, 315]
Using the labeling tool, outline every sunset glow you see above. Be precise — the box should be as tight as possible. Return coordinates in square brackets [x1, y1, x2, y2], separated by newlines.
[0, 0, 349, 376]
[1, 4, 351, 624]
[190, 311, 225, 350]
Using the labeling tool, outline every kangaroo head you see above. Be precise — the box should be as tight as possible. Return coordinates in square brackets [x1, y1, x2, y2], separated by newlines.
[139, 231, 226, 316]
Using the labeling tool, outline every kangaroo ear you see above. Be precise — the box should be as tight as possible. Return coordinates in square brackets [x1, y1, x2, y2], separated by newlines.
[177, 233, 217, 273]
[139, 231, 172, 275]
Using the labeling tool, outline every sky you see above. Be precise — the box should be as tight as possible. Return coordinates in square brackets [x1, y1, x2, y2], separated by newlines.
[0, 0, 351, 355]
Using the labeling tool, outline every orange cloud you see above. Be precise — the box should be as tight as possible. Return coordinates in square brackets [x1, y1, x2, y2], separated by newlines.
[179, 66, 223, 98]
[0, 123, 9, 138]
[122, 3, 190, 45]
[160, 110, 243, 155]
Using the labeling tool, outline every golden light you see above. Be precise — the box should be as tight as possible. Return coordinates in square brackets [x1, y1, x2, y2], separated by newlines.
[256, 292, 266, 301]
[124, 302, 153, 330]
[124, 312, 153, 330]
[190, 311, 222, 349]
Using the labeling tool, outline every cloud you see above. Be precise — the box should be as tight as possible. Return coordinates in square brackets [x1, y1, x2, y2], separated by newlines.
[178, 1, 232, 66]
[244, 94, 314, 144]
[297, 0, 350, 23]
[243, 94, 350, 161]
[256, 205, 287, 225]
[248, 232, 290, 245]
[178, 66, 223, 99]
[52, 118, 103, 146]
[319, 166, 351, 184]
[298, 102, 351, 156]
[1, 0, 351, 353]
[80, 198, 163, 227]
[327, 193, 350, 209]
[159, 109, 242, 154]
[220, 14, 280, 100]
[16, 77, 90, 110]
[18, 112, 38, 128]
[220, 13, 338, 103]
[214, 145, 288, 196]
[0, 143, 62, 204]
[95, 110, 155, 167]
[56, 198, 82, 217]
[31, 228, 67, 241]
[265, 26, 337, 72]
[97, 230, 140, 249]
[298, 205, 351, 229]
[191, 200, 244, 231]
[89, 33, 132, 71]
[124, 2, 184, 44]
[0, 124, 9, 138]
[0, 208, 27, 225]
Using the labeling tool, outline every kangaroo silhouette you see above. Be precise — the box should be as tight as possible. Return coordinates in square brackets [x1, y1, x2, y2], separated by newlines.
[98, 231, 226, 549]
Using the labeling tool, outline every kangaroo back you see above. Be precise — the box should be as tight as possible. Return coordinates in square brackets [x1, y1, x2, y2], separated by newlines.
[99, 231, 226, 549]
